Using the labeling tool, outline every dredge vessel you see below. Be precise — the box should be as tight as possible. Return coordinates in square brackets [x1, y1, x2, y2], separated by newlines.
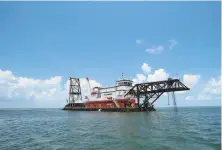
[63, 75, 190, 112]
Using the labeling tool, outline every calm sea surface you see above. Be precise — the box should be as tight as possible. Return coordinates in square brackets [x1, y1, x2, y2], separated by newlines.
[0, 107, 221, 150]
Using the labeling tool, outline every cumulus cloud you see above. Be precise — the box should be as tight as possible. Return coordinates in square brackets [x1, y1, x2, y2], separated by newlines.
[184, 77, 221, 101]
[147, 69, 169, 82]
[132, 64, 169, 87]
[1, 63, 218, 107]
[146, 45, 164, 54]
[132, 74, 146, 84]
[195, 77, 221, 101]
[132, 64, 201, 97]
[183, 74, 200, 89]
[136, 39, 143, 44]
[203, 77, 221, 95]
[131, 63, 219, 103]
[0, 69, 63, 100]
[141, 63, 152, 74]
[168, 39, 178, 50]
[0, 69, 101, 107]
[176, 74, 200, 94]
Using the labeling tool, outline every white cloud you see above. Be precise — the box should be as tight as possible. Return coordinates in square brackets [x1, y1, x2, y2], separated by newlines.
[197, 94, 212, 100]
[168, 39, 178, 50]
[185, 94, 212, 101]
[0, 69, 65, 107]
[183, 74, 200, 89]
[203, 77, 221, 95]
[137, 74, 146, 82]
[132, 64, 169, 86]
[183, 77, 221, 101]
[192, 77, 221, 101]
[141, 63, 152, 74]
[176, 74, 200, 94]
[146, 45, 164, 54]
[132, 78, 138, 85]
[132, 64, 169, 84]
[136, 39, 143, 44]
[142, 39, 177, 54]
[133, 74, 146, 84]
[1, 65, 219, 108]
[131, 63, 220, 105]
[0, 69, 101, 107]
[132, 64, 200, 97]
[147, 69, 169, 82]
[185, 96, 195, 100]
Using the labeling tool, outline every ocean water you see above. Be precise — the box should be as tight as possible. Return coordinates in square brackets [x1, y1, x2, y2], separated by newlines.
[0, 107, 221, 150]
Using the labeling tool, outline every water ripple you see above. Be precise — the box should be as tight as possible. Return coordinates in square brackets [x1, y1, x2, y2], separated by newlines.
[0, 107, 221, 150]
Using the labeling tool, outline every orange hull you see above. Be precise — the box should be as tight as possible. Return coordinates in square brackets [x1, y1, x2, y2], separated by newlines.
[84, 99, 135, 109]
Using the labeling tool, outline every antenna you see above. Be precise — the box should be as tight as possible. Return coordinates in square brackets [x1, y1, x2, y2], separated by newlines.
[122, 72, 124, 79]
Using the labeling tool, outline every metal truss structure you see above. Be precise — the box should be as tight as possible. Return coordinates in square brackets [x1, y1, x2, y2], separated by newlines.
[68, 77, 82, 105]
[124, 78, 190, 111]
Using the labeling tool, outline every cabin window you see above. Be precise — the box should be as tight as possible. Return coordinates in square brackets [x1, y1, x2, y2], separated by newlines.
[118, 81, 132, 86]
[118, 82, 124, 86]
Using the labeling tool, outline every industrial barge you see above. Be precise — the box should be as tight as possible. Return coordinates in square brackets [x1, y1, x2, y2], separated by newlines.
[63, 75, 190, 112]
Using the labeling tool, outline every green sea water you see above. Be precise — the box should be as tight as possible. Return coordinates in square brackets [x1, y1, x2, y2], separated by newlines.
[0, 106, 221, 150]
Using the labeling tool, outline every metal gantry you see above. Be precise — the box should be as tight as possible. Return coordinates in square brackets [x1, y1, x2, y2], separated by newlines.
[124, 78, 190, 111]
[68, 77, 82, 106]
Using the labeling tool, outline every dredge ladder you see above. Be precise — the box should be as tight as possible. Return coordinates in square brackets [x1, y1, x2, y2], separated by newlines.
[124, 78, 190, 111]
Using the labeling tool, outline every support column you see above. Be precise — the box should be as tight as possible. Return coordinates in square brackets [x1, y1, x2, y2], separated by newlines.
[136, 85, 140, 109]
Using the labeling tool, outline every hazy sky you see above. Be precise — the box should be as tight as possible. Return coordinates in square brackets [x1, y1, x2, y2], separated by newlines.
[0, 2, 220, 108]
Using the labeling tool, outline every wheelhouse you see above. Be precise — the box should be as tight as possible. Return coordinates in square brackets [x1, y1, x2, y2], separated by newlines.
[116, 79, 133, 87]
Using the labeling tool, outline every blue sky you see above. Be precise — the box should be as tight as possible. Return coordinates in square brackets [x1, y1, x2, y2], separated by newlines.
[0, 2, 221, 108]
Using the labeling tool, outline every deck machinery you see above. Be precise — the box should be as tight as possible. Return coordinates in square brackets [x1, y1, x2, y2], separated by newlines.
[63, 77, 190, 112]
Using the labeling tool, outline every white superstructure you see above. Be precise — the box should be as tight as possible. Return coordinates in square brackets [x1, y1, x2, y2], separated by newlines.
[85, 78, 134, 101]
